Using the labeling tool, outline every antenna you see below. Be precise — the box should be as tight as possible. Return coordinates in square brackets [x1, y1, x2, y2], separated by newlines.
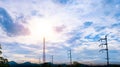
[99, 34, 109, 67]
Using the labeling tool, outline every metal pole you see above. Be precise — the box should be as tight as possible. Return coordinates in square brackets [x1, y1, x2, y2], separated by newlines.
[0, 44, 2, 56]
[70, 50, 72, 65]
[68, 49, 72, 65]
[99, 35, 109, 67]
[51, 55, 53, 63]
[43, 37, 46, 63]
[39, 57, 41, 64]
[105, 35, 109, 67]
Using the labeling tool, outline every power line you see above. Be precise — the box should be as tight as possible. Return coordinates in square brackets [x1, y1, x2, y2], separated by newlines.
[43, 37, 46, 63]
[0, 44, 2, 55]
[67, 49, 72, 65]
[39, 57, 41, 64]
[51, 55, 53, 64]
[99, 34, 109, 67]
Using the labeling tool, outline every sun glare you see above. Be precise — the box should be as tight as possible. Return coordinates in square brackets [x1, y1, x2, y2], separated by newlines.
[28, 17, 55, 41]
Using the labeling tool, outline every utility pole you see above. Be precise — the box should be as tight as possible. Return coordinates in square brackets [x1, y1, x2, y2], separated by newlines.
[39, 57, 41, 64]
[43, 37, 46, 63]
[67, 49, 72, 65]
[0, 44, 2, 56]
[99, 34, 109, 67]
[51, 55, 53, 64]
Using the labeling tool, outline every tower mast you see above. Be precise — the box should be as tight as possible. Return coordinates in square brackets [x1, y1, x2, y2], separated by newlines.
[43, 37, 46, 63]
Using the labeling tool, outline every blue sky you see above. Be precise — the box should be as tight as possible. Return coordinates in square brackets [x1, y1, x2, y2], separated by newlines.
[0, 0, 120, 64]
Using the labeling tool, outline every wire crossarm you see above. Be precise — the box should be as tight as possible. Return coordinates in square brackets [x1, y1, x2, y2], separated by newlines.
[98, 35, 109, 67]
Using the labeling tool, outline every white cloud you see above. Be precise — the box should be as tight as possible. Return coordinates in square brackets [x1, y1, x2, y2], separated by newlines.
[0, 0, 120, 64]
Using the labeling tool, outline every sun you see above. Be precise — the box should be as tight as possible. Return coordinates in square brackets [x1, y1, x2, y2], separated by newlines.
[27, 17, 55, 41]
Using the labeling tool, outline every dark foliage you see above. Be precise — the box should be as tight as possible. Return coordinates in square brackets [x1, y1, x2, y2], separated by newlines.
[7, 61, 120, 67]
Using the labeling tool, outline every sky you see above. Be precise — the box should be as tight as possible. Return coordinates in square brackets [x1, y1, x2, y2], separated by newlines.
[0, 0, 120, 64]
